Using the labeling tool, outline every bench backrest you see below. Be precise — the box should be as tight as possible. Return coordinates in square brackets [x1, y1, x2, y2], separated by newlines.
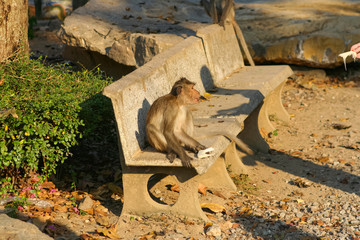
[103, 24, 243, 166]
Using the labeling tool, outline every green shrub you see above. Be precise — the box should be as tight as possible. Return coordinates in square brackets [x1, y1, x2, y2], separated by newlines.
[0, 53, 112, 194]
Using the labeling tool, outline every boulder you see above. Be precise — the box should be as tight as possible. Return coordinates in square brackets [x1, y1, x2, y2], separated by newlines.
[0, 214, 53, 240]
[58, 0, 360, 71]
[236, 0, 360, 68]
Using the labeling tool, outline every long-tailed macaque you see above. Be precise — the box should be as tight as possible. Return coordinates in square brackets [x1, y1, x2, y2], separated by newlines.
[146, 77, 207, 167]
[146, 77, 254, 168]
[201, 0, 255, 66]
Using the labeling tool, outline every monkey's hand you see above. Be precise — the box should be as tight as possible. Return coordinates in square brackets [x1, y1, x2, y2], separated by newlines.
[180, 154, 193, 168]
[194, 144, 207, 153]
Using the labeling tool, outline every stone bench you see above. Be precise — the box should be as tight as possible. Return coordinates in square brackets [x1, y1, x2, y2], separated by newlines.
[103, 23, 293, 221]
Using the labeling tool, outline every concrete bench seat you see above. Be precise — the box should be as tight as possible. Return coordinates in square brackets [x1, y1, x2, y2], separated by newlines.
[103, 23, 294, 222]
[129, 118, 242, 174]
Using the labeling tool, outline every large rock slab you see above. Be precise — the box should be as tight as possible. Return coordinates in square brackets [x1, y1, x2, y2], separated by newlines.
[0, 214, 53, 240]
[236, 0, 360, 68]
[58, 0, 360, 70]
[58, 0, 209, 75]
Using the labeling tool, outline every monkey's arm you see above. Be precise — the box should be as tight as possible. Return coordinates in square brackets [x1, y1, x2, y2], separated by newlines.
[163, 109, 193, 167]
[177, 130, 206, 153]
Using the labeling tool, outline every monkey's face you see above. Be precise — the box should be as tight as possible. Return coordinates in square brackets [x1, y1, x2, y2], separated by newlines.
[186, 84, 201, 105]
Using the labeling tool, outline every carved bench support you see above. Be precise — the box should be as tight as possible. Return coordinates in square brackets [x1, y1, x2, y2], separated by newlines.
[119, 166, 208, 222]
[259, 81, 290, 133]
[223, 141, 248, 175]
[238, 103, 269, 153]
[198, 155, 237, 191]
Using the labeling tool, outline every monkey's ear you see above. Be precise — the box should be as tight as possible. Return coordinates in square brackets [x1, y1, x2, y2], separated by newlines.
[175, 86, 183, 96]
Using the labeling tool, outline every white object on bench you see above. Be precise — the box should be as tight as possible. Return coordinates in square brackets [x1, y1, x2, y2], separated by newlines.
[197, 147, 215, 159]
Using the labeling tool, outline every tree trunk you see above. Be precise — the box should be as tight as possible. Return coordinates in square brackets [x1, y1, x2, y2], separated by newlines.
[0, 0, 29, 62]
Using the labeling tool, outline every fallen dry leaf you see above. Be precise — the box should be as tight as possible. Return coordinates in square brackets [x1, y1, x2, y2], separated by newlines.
[339, 118, 349, 122]
[201, 203, 226, 213]
[203, 92, 213, 100]
[212, 190, 227, 200]
[170, 184, 180, 193]
[219, 221, 233, 231]
[41, 181, 56, 190]
[198, 183, 207, 195]
[339, 177, 350, 184]
[331, 123, 351, 130]
[232, 223, 241, 228]
[95, 214, 111, 227]
[345, 144, 360, 151]
[80, 233, 96, 240]
[204, 222, 213, 230]
[317, 156, 330, 163]
[53, 205, 68, 213]
[292, 178, 311, 188]
[107, 182, 123, 196]
[96, 225, 120, 239]
[312, 220, 325, 226]
[91, 184, 110, 200]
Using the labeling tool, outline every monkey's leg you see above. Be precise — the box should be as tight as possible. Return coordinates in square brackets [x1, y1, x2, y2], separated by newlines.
[146, 124, 167, 152]
[238, 103, 269, 153]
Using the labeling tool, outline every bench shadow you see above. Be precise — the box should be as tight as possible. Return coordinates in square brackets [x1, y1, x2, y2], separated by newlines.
[242, 150, 360, 197]
[228, 210, 319, 239]
[199, 65, 265, 118]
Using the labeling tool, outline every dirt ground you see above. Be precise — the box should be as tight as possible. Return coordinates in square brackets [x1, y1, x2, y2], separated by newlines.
[21, 18, 360, 240]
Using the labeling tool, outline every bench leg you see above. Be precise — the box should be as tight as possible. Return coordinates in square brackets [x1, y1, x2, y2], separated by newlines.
[260, 81, 290, 133]
[224, 141, 248, 175]
[238, 103, 269, 153]
[197, 155, 237, 191]
[120, 167, 209, 222]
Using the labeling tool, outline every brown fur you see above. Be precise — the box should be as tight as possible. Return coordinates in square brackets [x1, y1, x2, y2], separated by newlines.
[146, 78, 206, 167]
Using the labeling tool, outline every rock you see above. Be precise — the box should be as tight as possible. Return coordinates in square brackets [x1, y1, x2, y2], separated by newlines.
[205, 224, 222, 237]
[0, 197, 53, 208]
[0, 214, 53, 240]
[78, 195, 93, 211]
[58, 0, 207, 76]
[58, 0, 360, 73]
[236, 0, 360, 68]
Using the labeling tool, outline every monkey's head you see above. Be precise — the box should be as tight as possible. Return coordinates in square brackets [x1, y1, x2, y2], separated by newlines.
[171, 77, 201, 105]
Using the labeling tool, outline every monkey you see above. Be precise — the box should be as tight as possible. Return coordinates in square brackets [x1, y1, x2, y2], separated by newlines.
[146, 77, 254, 168]
[200, 0, 255, 66]
[146, 77, 207, 168]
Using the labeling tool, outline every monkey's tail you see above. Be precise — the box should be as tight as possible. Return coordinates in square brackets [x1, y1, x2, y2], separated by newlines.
[222, 133, 254, 155]
[196, 133, 254, 155]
